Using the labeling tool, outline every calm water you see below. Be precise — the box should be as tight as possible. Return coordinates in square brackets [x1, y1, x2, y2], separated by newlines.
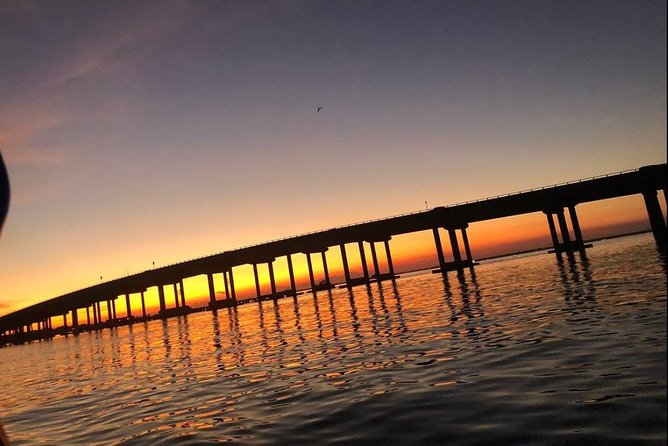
[1, 235, 666, 445]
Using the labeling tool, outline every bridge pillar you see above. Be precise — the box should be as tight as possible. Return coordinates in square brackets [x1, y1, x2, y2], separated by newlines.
[207, 273, 216, 304]
[141, 291, 147, 318]
[71, 309, 79, 328]
[461, 226, 474, 265]
[180, 281, 186, 307]
[545, 212, 560, 249]
[306, 253, 316, 291]
[340, 244, 352, 287]
[93, 303, 98, 325]
[158, 285, 166, 313]
[223, 271, 230, 300]
[287, 254, 297, 294]
[433, 228, 447, 271]
[568, 205, 584, 245]
[448, 229, 462, 266]
[358, 241, 370, 283]
[125, 294, 132, 318]
[370, 242, 380, 280]
[556, 209, 572, 244]
[643, 189, 667, 244]
[86, 307, 91, 326]
[228, 269, 237, 301]
[173, 283, 180, 308]
[253, 264, 261, 298]
[321, 251, 331, 285]
[384, 240, 396, 277]
[268, 260, 277, 298]
[63, 312, 68, 328]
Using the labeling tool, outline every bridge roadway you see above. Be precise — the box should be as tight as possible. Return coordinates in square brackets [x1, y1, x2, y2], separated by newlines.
[1, 163, 666, 344]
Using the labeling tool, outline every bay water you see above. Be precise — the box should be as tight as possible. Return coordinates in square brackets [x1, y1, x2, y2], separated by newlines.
[1, 234, 665, 445]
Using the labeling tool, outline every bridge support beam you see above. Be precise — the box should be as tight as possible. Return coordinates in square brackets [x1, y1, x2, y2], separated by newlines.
[568, 205, 584, 245]
[141, 291, 147, 318]
[448, 229, 463, 266]
[287, 254, 296, 294]
[125, 294, 132, 318]
[228, 269, 236, 302]
[556, 209, 572, 244]
[158, 285, 166, 313]
[268, 260, 277, 298]
[461, 226, 473, 265]
[86, 307, 91, 326]
[223, 271, 230, 300]
[253, 264, 261, 298]
[71, 309, 78, 328]
[358, 241, 370, 283]
[306, 253, 316, 291]
[173, 283, 180, 308]
[370, 242, 380, 281]
[340, 244, 352, 287]
[433, 228, 447, 271]
[643, 189, 667, 244]
[207, 273, 216, 305]
[180, 280, 186, 307]
[321, 251, 331, 285]
[546, 207, 591, 254]
[384, 240, 395, 278]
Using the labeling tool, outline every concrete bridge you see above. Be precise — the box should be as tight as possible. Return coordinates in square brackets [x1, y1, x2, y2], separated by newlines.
[1, 163, 666, 346]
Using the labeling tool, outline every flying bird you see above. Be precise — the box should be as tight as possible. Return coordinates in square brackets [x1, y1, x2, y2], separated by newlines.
[317, 106, 323, 113]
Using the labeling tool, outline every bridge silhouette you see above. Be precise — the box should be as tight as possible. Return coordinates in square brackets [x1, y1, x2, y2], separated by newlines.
[1, 163, 665, 346]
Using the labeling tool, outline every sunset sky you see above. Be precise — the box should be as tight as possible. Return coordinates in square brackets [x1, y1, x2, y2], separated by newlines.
[0, 0, 666, 317]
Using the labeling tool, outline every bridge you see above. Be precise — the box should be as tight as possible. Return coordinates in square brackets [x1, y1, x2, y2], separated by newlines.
[1, 163, 666, 346]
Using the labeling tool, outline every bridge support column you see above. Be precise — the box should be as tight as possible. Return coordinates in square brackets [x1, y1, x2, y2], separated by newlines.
[448, 229, 463, 270]
[253, 264, 261, 298]
[180, 281, 186, 307]
[207, 273, 216, 305]
[545, 212, 560, 250]
[384, 240, 395, 278]
[287, 254, 296, 294]
[141, 291, 147, 318]
[358, 241, 370, 283]
[306, 253, 316, 291]
[433, 228, 447, 272]
[643, 189, 667, 244]
[86, 307, 91, 326]
[340, 244, 352, 287]
[223, 271, 230, 300]
[568, 205, 584, 246]
[158, 285, 166, 313]
[71, 309, 79, 328]
[268, 260, 277, 298]
[370, 242, 380, 281]
[228, 269, 236, 302]
[62, 313, 68, 328]
[461, 226, 474, 266]
[321, 251, 331, 285]
[125, 294, 132, 318]
[173, 283, 180, 308]
[556, 209, 572, 245]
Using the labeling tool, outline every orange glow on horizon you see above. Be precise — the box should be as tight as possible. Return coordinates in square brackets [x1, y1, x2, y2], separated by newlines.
[6, 191, 664, 322]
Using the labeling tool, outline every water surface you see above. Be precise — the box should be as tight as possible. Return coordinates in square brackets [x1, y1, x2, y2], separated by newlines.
[1, 234, 666, 445]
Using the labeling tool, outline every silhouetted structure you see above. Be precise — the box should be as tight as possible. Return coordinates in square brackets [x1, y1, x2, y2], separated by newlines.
[1, 163, 666, 346]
